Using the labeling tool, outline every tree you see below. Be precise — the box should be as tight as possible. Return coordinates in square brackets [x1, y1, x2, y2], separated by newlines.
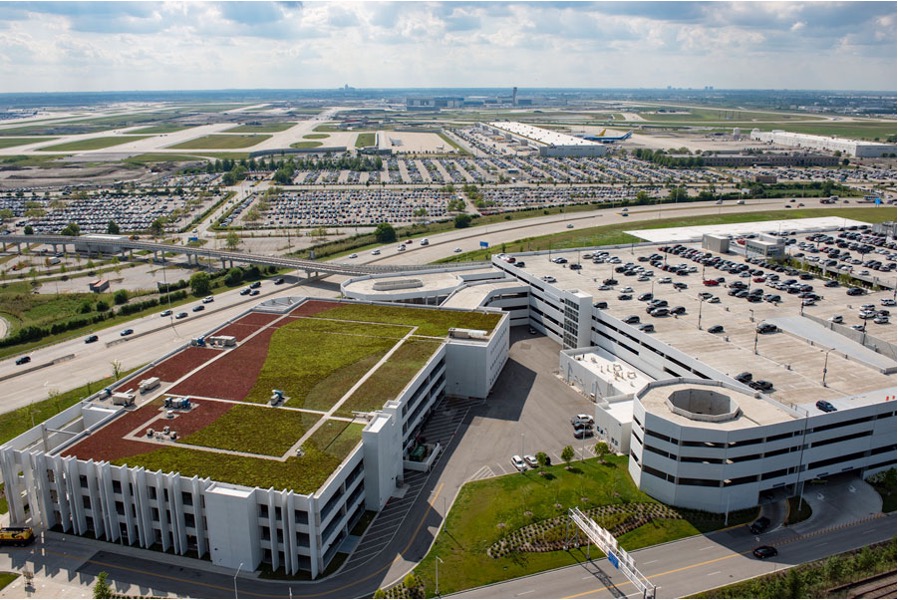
[149, 218, 165, 238]
[225, 267, 244, 286]
[225, 230, 241, 251]
[110, 360, 122, 381]
[0, 208, 13, 223]
[536, 451, 551, 468]
[561, 445, 575, 469]
[60, 222, 81, 236]
[106, 220, 120, 235]
[92, 571, 113, 599]
[190, 271, 211, 297]
[23, 225, 34, 235]
[113, 289, 129, 305]
[96, 300, 110, 312]
[593, 441, 609, 464]
[373, 222, 397, 243]
[454, 213, 472, 229]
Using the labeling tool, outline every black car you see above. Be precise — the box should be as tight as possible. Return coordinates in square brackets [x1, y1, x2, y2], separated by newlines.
[638, 293, 654, 302]
[735, 371, 753, 383]
[846, 287, 866, 296]
[753, 545, 778, 559]
[618, 294, 632, 301]
[816, 400, 837, 413]
[603, 278, 619, 286]
[672, 282, 688, 290]
[569, 263, 582, 270]
[15, 356, 31, 365]
[749, 380, 774, 392]
[749, 516, 771, 534]
[623, 315, 641, 325]
[249, 281, 262, 289]
[637, 323, 655, 333]
[192, 305, 205, 312]
[707, 325, 724, 334]
[85, 334, 99, 343]
[593, 301, 608, 309]
[274, 278, 285, 285]
[756, 323, 778, 334]
[669, 306, 686, 315]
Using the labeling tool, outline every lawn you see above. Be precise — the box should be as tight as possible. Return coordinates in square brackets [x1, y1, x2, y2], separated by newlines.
[303, 133, 330, 140]
[226, 123, 295, 133]
[180, 404, 320, 456]
[114, 420, 364, 493]
[243, 318, 411, 410]
[355, 133, 376, 148]
[167, 134, 272, 150]
[124, 153, 208, 164]
[0, 137, 55, 149]
[38, 136, 151, 152]
[290, 141, 323, 149]
[410, 456, 756, 596]
[314, 304, 502, 338]
[336, 338, 442, 417]
[128, 125, 191, 134]
[0, 573, 18, 592]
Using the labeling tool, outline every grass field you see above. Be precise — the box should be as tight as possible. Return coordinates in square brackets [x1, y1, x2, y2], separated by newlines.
[244, 319, 411, 410]
[642, 107, 825, 123]
[0, 154, 70, 166]
[124, 153, 207, 164]
[38, 136, 151, 152]
[355, 133, 376, 148]
[314, 303, 502, 337]
[225, 123, 295, 133]
[409, 455, 755, 596]
[303, 133, 330, 140]
[115, 419, 364, 493]
[180, 404, 320, 456]
[168, 134, 271, 150]
[290, 141, 323, 149]
[0, 137, 56, 149]
[0, 573, 18, 592]
[336, 338, 442, 417]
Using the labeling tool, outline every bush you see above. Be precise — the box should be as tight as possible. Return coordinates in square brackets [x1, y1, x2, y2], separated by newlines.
[95, 300, 110, 312]
[113, 290, 129, 305]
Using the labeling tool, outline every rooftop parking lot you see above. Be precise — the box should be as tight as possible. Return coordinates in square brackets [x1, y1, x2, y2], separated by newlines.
[521, 229, 896, 411]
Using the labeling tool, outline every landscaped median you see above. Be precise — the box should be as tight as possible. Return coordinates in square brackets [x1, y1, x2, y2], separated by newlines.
[392, 455, 754, 597]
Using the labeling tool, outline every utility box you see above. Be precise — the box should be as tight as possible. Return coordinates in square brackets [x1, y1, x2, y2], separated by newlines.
[139, 377, 161, 393]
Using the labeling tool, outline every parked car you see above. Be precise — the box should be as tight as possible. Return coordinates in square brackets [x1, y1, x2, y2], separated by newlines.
[816, 400, 837, 413]
[524, 455, 539, 469]
[669, 306, 686, 315]
[829, 315, 843, 324]
[753, 546, 778, 559]
[749, 380, 774, 392]
[749, 516, 771, 534]
[618, 294, 632, 301]
[573, 426, 594, 439]
[649, 307, 669, 317]
[511, 455, 527, 471]
[756, 323, 778, 334]
[637, 323, 655, 333]
[571, 414, 595, 426]
[593, 301, 608, 309]
[735, 372, 753, 383]
[707, 325, 724, 334]
[623, 315, 641, 325]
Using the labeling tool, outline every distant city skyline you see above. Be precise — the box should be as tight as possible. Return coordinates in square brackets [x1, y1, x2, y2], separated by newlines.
[0, 1, 895, 93]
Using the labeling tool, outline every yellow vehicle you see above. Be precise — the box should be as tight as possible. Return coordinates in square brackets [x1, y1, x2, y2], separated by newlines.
[0, 526, 34, 546]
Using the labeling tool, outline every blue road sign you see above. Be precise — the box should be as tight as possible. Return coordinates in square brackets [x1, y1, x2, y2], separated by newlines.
[480, 241, 489, 248]
[608, 551, 620, 569]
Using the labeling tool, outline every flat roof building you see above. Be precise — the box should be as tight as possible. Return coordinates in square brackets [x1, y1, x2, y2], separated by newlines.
[750, 129, 896, 158]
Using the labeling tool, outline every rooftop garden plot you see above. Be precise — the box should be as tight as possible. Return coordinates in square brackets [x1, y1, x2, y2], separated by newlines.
[311, 304, 501, 338]
[179, 404, 321, 457]
[113, 419, 364, 493]
[336, 338, 443, 417]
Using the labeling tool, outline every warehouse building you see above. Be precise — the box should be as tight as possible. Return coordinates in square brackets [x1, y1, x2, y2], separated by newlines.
[480, 122, 608, 158]
[750, 129, 896, 158]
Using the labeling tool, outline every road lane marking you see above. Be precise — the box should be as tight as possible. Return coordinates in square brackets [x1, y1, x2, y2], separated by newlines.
[707, 571, 721, 576]
[515, 590, 536, 596]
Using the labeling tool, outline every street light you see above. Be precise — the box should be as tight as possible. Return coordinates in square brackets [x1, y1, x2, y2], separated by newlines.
[234, 562, 244, 599]
[822, 348, 832, 387]
[697, 296, 704, 330]
[435, 556, 444, 597]
[753, 330, 759, 355]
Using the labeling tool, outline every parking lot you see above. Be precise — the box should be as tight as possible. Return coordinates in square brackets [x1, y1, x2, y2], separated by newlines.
[524, 228, 896, 409]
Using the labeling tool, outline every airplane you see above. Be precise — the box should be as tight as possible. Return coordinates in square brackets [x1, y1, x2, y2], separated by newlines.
[581, 129, 633, 144]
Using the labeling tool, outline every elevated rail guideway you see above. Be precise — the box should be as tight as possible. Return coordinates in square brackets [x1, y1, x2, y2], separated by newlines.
[0, 234, 440, 278]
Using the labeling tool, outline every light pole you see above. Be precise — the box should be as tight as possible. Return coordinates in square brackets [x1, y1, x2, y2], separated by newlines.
[697, 296, 704, 330]
[234, 562, 243, 599]
[822, 348, 832, 387]
[435, 555, 443, 597]
[754, 330, 759, 355]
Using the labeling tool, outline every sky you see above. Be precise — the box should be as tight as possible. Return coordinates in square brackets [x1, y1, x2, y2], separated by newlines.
[0, 1, 895, 93]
